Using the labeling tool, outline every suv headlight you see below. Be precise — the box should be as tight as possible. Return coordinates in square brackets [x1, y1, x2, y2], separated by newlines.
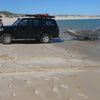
[0, 28, 3, 31]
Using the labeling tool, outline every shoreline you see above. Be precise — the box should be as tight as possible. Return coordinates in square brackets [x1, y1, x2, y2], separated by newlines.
[54, 16, 100, 20]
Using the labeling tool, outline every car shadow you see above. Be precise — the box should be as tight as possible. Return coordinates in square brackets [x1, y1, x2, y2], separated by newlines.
[12, 38, 64, 44]
[51, 38, 64, 43]
[74, 37, 98, 41]
[13, 40, 40, 44]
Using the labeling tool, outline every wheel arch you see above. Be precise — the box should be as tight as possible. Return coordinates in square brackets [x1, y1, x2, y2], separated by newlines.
[1, 31, 13, 38]
[0, 32, 13, 44]
[39, 31, 51, 39]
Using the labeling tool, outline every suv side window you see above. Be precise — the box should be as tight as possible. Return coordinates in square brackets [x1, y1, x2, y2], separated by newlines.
[46, 20, 56, 26]
[33, 19, 39, 27]
[19, 19, 28, 26]
[39, 19, 45, 26]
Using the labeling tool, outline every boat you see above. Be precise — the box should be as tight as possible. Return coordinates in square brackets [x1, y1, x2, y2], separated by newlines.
[65, 27, 100, 40]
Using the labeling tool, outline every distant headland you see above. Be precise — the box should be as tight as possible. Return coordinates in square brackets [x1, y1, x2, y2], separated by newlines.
[0, 11, 100, 20]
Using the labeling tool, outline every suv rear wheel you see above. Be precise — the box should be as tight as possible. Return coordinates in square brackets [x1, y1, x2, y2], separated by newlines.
[40, 33, 51, 43]
[1, 33, 12, 44]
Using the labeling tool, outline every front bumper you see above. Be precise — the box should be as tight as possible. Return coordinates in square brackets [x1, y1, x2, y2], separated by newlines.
[0, 28, 3, 31]
[0, 28, 3, 37]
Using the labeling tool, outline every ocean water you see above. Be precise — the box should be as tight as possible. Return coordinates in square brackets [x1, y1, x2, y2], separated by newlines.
[57, 19, 100, 33]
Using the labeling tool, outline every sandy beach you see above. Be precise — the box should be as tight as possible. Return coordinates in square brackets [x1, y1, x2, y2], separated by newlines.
[0, 18, 100, 100]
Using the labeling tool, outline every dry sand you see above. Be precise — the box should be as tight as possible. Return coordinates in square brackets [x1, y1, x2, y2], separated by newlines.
[0, 18, 100, 100]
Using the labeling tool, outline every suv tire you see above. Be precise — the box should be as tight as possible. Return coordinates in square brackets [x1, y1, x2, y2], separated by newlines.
[1, 33, 12, 44]
[40, 33, 51, 43]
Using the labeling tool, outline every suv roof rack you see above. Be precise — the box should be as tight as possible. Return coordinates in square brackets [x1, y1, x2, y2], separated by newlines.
[25, 14, 55, 19]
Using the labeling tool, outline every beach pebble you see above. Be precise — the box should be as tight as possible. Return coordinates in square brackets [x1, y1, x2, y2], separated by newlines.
[67, 51, 70, 54]
[1, 77, 5, 80]
[25, 80, 31, 84]
[33, 89, 40, 95]
[61, 84, 69, 89]
[52, 86, 58, 93]
[12, 93, 16, 97]
[12, 60, 16, 64]
[77, 86, 81, 89]
[45, 78, 50, 81]
[77, 93, 88, 99]
[69, 74, 77, 78]
[8, 84, 12, 88]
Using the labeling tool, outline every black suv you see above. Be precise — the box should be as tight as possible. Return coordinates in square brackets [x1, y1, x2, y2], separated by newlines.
[0, 15, 59, 44]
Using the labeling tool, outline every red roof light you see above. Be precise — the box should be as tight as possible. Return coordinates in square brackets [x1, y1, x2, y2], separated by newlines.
[25, 14, 55, 19]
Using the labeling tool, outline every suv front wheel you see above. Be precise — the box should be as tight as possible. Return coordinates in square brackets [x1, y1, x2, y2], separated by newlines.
[1, 33, 12, 44]
[40, 33, 51, 43]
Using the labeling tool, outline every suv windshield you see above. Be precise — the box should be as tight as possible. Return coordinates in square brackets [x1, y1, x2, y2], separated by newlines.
[12, 19, 22, 26]
[46, 19, 56, 26]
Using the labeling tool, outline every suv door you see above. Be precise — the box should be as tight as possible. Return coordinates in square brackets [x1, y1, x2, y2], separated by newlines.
[30, 19, 40, 38]
[45, 19, 58, 34]
[15, 19, 32, 39]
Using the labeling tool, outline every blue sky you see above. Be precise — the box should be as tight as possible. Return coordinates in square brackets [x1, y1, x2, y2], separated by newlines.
[0, 0, 100, 15]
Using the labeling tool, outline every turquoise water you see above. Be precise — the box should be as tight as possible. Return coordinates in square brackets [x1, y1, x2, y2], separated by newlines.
[57, 19, 100, 31]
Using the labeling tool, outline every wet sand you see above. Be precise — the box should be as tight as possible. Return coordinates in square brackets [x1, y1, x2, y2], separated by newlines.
[0, 18, 100, 100]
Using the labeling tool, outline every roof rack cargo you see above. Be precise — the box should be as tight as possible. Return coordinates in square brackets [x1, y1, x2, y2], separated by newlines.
[25, 14, 55, 19]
